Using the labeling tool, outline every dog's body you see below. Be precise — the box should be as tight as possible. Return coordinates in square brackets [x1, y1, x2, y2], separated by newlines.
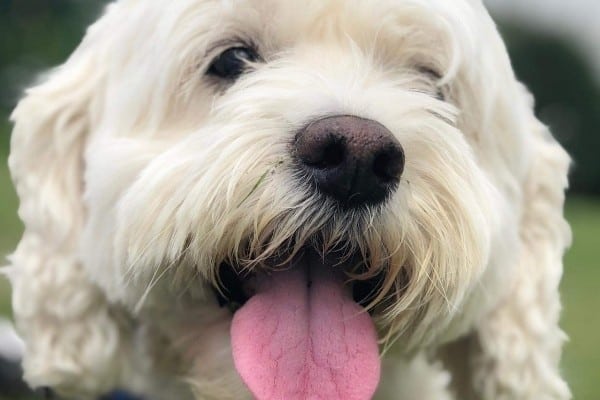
[7, 0, 571, 399]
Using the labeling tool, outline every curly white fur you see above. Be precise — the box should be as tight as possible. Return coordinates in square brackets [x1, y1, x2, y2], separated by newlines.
[8, 0, 571, 399]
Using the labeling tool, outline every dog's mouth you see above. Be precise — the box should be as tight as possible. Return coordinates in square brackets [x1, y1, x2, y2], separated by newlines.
[214, 251, 385, 314]
[212, 247, 383, 400]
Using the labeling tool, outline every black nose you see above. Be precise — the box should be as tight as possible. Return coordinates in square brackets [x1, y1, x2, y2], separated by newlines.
[294, 115, 404, 208]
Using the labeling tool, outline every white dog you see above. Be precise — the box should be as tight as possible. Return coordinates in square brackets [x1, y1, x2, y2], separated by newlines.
[7, 0, 571, 399]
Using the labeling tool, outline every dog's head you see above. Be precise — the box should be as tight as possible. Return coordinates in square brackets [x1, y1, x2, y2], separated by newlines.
[9, 0, 570, 398]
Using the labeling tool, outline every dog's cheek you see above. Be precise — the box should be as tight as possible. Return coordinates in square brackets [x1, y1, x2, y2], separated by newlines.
[98, 132, 243, 308]
[379, 135, 506, 347]
[80, 138, 171, 305]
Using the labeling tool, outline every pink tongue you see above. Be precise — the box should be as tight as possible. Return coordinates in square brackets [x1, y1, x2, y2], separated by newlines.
[231, 252, 380, 400]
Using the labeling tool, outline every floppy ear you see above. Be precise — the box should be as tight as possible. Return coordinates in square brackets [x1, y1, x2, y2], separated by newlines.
[468, 84, 572, 398]
[421, 4, 573, 397]
[8, 20, 129, 397]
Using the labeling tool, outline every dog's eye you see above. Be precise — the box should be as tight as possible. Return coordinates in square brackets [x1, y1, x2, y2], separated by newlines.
[208, 47, 259, 80]
[418, 66, 442, 81]
[417, 66, 445, 100]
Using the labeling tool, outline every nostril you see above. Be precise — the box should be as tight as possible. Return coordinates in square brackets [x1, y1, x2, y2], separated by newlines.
[372, 148, 404, 183]
[316, 139, 345, 169]
[298, 136, 346, 169]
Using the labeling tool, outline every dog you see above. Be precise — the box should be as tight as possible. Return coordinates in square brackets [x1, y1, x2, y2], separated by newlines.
[7, 0, 571, 399]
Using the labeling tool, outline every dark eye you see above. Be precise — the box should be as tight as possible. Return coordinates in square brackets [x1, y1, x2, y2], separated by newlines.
[208, 46, 259, 80]
[417, 66, 445, 100]
[418, 66, 442, 81]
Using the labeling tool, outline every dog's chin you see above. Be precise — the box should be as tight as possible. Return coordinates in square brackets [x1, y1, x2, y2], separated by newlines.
[212, 246, 386, 400]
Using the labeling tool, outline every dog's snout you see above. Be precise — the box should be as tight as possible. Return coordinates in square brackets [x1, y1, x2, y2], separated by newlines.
[294, 115, 404, 207]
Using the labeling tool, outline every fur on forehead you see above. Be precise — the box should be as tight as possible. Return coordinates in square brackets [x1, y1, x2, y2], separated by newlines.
[92, 0, 495, 135]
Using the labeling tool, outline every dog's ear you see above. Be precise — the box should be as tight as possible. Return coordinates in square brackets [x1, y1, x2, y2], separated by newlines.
[469, 89, 572, 397]
[8, 15, 128, 396]
[435, 6, 571, 396]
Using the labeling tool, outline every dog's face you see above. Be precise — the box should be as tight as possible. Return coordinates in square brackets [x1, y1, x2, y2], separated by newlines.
[11, 0, 536, 398]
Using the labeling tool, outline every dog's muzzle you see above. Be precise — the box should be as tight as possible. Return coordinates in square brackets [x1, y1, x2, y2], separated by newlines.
[214, 116, 402, 400]
[294, 115, 404, 208]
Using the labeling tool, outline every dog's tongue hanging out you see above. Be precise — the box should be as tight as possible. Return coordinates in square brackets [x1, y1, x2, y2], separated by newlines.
[231, 250, 381, 400]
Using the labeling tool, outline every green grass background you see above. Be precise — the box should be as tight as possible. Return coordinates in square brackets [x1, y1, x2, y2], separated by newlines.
[0, 128, 598, 398]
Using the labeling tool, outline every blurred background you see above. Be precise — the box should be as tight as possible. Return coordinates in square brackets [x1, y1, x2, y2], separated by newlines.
[0, 0, 598, 399]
